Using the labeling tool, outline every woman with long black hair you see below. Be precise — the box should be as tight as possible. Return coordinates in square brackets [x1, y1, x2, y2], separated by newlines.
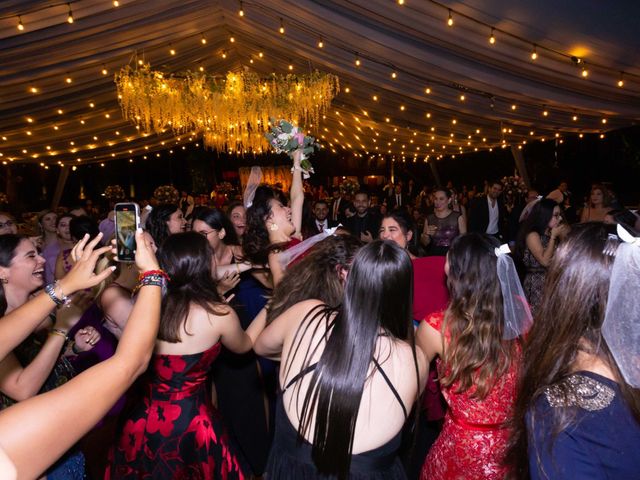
[252, 240, 428, 479]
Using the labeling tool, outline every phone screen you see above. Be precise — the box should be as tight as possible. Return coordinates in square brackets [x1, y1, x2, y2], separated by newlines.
[115, 204, 138, 262]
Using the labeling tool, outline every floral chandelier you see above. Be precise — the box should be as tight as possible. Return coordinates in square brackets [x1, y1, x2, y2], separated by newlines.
[116, 64, 339, 153]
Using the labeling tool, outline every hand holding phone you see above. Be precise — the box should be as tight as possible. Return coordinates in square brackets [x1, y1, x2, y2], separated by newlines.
[114, 203, 140, 262]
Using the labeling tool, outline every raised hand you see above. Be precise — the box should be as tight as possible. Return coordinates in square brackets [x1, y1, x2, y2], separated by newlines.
[59, 233, 114, 294]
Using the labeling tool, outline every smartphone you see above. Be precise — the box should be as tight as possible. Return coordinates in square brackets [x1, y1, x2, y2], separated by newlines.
[114, 203, 140, 262]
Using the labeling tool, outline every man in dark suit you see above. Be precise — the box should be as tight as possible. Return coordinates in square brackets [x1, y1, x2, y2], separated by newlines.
[388, 184, 408, 210]
[329, 188, 351, 224]
[468, 180, 507, 239]
[344, 191, 380, 243]
[306, 199, 339, 235]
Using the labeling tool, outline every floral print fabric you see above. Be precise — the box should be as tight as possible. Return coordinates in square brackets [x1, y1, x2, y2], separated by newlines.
[105, 343, 244, 479]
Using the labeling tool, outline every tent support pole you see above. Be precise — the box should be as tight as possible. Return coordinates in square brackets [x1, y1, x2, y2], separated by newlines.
[429, 160, 442, 186]
[510, 146, 532, 188]
[51, 165, 70, 210]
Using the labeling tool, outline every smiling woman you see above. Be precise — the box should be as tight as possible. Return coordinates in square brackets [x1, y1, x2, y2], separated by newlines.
[0, 235, 101, 479]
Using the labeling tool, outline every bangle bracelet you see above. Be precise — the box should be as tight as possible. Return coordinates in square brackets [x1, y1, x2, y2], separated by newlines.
[50, 328, 68, 341]
[235, 261, 241, 275]
[44, 282, 70, 307]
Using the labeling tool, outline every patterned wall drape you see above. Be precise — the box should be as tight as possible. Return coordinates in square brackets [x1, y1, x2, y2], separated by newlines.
[238, 166, 292, 193]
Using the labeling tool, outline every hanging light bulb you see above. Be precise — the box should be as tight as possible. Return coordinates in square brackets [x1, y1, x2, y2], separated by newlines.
[221, 50, 227, 59]
[17, 16, 24, 31]
[67, 3, 74, 23]
[169, 44, 176, 55]
[201, 34, 207, 44]
[459, 94, 465, 101]
[258, 51, 263, 58]
[542, 109, 549, 117]
[581, 65, 588, 78]
[229, 35, 235, 43]
[617, 72, 624, 88]
[238, 1, 244, 16]
[101, 65, 108, 75]
[113, 0, 119, 6]
[317, 37, 324, 48]
[391, 70, 397, 79]
[425, 86, 431, 94]
[572, 114, 578, 121]
[447, 9, 453, 26]
[531, 44, 538, 60]
[355, 54, 361, 66]
[489, 28, 496, 44]
[279, 18, 285, 34]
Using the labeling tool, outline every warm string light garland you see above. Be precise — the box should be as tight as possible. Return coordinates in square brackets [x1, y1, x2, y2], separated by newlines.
[1, 1, 628, 166]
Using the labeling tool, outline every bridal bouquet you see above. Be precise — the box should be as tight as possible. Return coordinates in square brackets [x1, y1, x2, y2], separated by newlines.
[265, 118, 317, 178]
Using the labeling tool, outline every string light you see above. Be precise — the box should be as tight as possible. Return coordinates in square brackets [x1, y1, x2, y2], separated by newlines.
[489, 28, 496, 44]
[221, 50, 227, 58]
[425, 87, 431, 94]
[229, 35, 235, 43]
[617, 72, 624, 88]
[447, 9, 453, 27]
[258, 52, 263, 58]
[113, 0, 119, 6]
[542, 109, 549, 117]
[101, 65, 108, 75]
[238, 1, 244, 16]
[67, 4, 74, 24]
[459, 94, 465, 101]
[169, 44, 176, 55]
[581, 65, 588, 78]
[398, 0, 404, 4]
[17, 16, 24, 31]
[65, 76, 72, 84]
[391, 71, 397, 79]
[29, 87, 38, 94]
[317, 37, 324, 48]
[279, 18, 285, 34]
[355, 54, 361, 67]
[201, 34, 207, 44]
[531, 45, 538, 60]
[511, 104, 517, 110]
[601, 118, 607, 124]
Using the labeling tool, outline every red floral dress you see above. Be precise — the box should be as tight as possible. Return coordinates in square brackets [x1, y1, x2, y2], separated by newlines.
[420, 312, 519, 480]
[105, 343, 245, 479]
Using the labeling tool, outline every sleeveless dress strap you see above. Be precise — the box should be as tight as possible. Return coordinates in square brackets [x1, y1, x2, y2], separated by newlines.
[372, 357, 408, 419]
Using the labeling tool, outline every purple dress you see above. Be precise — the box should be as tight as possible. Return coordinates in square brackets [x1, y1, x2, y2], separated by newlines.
[426, 211, 461, 256]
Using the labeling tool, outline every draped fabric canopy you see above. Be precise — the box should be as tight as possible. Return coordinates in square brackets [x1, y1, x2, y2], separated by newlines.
[1, 0, 639, 166]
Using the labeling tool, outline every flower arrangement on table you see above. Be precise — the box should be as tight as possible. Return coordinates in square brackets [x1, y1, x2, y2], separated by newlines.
[265, 119, 317, 179]
[501, 175, 528, 199]
[154, 185, 180, 205]
[339, 178, 360, 197]
[104, 185, 125, 201]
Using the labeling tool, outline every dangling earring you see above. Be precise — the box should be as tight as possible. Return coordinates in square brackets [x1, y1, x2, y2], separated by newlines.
[269, 223, 279, 232]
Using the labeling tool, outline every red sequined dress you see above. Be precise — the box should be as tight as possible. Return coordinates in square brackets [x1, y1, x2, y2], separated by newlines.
[105, 342, 245, 479]
[420, 312, 519, 480]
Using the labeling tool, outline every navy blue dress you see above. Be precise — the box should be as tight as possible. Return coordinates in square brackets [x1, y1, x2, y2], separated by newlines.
[527, 371, 640, 479]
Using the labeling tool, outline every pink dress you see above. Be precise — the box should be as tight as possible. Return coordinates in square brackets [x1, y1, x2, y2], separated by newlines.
[421, 312, 519, 480]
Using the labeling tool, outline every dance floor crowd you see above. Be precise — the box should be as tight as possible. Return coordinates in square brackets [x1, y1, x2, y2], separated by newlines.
[0, 162, 638, 479]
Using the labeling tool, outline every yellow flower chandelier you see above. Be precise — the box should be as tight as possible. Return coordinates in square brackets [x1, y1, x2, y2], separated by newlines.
[116, 64, 340, 152]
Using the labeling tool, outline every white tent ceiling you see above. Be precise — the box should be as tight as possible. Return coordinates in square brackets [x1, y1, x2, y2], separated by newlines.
[1, 0, 639, 167]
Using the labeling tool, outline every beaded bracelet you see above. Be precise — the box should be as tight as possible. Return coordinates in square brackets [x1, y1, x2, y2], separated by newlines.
[138, 269, 170, 283]
[132, 269, 169, 296]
